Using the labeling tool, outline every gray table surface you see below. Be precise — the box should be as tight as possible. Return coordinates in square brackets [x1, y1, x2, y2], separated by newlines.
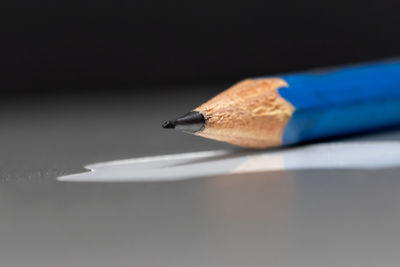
[1, 85, 400, 267]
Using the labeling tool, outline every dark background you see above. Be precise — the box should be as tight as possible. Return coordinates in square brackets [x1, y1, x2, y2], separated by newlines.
[2, 0, 400, 95]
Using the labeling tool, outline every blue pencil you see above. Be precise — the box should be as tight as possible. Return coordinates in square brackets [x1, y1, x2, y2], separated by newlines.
[163, 59, 400, 148]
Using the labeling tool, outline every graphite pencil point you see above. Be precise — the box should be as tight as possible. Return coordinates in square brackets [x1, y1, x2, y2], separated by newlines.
[162, 121, 175, 129]
[162, 111, 205, 133]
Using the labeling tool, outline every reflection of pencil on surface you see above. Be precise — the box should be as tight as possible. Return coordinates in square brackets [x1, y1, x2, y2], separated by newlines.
[163, 60, 400, 148]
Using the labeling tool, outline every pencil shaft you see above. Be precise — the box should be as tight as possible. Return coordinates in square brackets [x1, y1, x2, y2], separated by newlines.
[165, 59, 400, 148]
[279, 60, 400, 145]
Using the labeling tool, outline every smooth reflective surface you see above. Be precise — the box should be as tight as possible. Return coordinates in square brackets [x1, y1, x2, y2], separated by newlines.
[2, 90, 400, 266]
[59, 142, 400, 182]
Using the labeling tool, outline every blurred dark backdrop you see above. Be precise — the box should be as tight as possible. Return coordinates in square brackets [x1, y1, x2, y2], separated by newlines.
[2, 0, 400, 94]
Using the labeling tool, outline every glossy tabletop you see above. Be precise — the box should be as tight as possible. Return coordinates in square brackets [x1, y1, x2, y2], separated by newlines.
[1, 85, 400, 267]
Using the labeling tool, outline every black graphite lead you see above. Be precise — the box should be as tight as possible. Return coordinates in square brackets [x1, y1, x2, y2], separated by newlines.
[162, 111, 205, 133]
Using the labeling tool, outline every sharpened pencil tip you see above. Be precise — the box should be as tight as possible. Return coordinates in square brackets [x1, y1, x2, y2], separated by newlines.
[162, 121, 176, 129]
[162, 111, 205, 133]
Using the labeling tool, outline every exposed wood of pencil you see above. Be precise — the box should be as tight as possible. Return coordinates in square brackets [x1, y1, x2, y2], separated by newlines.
[194, 78, 295, 148]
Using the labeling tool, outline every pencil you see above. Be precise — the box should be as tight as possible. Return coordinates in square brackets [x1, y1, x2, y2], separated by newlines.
[162, 60, 400, 148]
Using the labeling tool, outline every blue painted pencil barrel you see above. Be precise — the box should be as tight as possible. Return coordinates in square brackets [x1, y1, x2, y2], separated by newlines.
[277, 60, 400, 145]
